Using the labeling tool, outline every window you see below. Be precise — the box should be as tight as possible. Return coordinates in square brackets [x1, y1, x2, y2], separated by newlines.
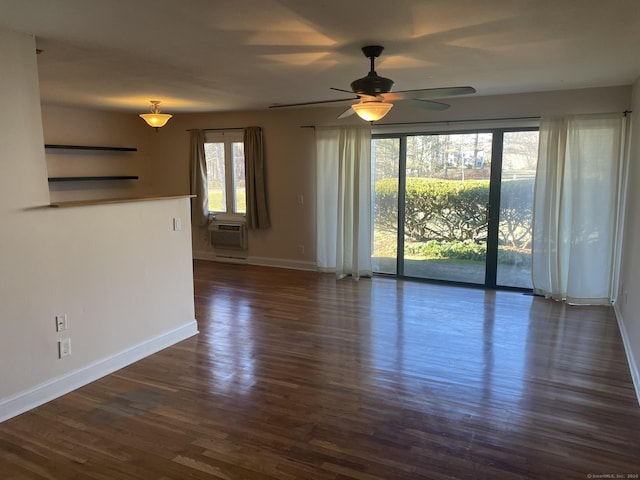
[204, 131, 246, 215]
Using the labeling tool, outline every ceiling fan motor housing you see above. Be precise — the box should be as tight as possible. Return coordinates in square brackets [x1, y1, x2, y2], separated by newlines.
[351, 74, 394, 96]
[351, 45, 394, 96]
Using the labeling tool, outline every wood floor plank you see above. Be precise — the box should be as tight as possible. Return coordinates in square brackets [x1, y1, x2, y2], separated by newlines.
[1, 260, 639, 479]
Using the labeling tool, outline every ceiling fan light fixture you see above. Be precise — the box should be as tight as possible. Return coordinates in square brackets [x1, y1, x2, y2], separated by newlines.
[351, 101, 393, 122]
[268, 45, 475, 117]
[140, 100, 172, 130]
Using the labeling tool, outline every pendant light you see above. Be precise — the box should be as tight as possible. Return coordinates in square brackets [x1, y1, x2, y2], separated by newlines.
[139, 100, 172, 131]
[351, 100, 393, 122]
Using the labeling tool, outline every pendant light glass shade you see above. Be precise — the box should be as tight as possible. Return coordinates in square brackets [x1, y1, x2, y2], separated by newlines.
[351, 101, 393, 122]
[140, 101, 172, 129]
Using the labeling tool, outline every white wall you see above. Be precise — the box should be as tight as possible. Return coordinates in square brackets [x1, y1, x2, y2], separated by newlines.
[616, 79, 640, 401]
[41, 105, 156, 203]
[0, 28, 197, 421]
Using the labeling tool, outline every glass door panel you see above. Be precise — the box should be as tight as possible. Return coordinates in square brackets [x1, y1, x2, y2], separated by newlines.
[403, 133, 492, 284]
[497, 131, 539, 288]
[372, 138, 400, 274]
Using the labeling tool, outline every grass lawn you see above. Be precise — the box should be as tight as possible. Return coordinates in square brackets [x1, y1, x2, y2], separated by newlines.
[208, 188, 246, 213]
[374, 229, 530, 267]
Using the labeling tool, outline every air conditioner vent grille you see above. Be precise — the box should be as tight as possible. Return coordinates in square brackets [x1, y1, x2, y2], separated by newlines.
[209, 221, 247, 250]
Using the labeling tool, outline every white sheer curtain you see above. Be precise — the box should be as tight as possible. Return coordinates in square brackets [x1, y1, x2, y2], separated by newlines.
[316, 125, 372, 279]
[532, 113, 627, 305]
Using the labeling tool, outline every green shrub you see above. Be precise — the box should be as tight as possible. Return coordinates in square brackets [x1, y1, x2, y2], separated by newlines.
[497, 247, 532, 267]
[375, 178, 400, 233]
[375, 177, 489, 242]
[406, 239, 486, 261]
[405, 178, 488, 242]
[404, 240, 532, 267]
[374, 177, 534, 249]
[497, 179, 534, 248]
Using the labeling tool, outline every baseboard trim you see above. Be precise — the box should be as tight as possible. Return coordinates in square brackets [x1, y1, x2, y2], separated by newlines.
[193, 250, 316, 272]
[613, 304, 640, 406]
[248, 256, 317, 271]
[193, 250, 248, 264]
[193, 250, 217, 261]
[213, 255, 248, 265]
[0, 320, 199, 423]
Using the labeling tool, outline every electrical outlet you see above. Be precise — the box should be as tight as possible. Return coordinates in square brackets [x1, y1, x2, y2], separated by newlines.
[55, 314, 68, 332]
[298, 244, 305, 255]
[58, 338, 71, 358]
[172, 217, 182, 231]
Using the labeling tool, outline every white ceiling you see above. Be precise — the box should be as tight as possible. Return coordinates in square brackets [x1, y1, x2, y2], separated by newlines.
[1, 0, 639, 113]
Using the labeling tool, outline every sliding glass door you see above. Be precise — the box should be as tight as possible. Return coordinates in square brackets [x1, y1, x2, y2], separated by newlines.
[496, 131, 538, 288]
[372, 128, 538, 289]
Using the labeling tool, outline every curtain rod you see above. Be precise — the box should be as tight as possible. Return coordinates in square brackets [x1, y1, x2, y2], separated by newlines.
[186, 127, 245, 132]
[380, 110, 631, 125]
[299, 116, 541, 129]
[377, 115, 542, 127]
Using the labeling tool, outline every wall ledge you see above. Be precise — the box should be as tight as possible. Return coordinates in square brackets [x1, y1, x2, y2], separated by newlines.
[49, 194, 194, 208]
[0, 320, 198, 423]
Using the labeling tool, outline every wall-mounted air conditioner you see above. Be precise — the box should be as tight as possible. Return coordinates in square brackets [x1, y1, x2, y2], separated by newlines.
[209, 221, 247, 251]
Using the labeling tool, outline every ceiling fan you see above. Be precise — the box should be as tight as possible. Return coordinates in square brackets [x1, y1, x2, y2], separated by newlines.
[269, 45, 476, 122]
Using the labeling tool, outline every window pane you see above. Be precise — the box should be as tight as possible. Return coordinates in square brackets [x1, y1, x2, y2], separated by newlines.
[232, 142, 246, 214]
[205, 142, 226, 213]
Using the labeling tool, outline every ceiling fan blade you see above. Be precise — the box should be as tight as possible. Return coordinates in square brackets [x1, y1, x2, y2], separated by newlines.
[338, 89, 386, 103]
[337, 107, 356, 119]
[382, 86, 476, 102]
[330, 87, 380, 101]
[269, 97, 357, 109]
[407, 99, 450, 111]
[330, 87, 354, 94]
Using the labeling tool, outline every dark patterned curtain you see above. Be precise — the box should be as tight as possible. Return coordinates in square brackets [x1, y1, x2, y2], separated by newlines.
[244, 126, 270, 229]
[189, 129, 208, 226]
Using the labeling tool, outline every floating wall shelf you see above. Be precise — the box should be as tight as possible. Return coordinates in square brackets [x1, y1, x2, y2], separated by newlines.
[45, 144, 137, 152]
[48, 176, 139, 182]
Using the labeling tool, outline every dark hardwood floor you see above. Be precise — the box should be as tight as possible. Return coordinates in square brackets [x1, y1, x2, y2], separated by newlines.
[2, 260, 640, 479]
